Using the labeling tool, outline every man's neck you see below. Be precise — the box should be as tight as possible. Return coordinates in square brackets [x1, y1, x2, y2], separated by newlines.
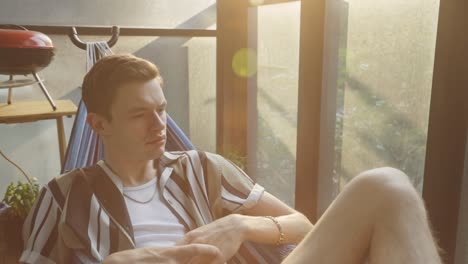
[103, 152, 158, 187]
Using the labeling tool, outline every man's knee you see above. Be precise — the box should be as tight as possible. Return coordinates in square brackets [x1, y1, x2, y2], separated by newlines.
[355, 167, 412, 187]
[351, 167, 423, 210]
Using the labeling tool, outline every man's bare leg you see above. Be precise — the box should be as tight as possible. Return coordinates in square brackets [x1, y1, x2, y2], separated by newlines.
[282, 167, 442, 264]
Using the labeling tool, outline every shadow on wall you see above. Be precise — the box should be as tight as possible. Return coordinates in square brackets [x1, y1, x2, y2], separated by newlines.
[134, 4, 216, 136]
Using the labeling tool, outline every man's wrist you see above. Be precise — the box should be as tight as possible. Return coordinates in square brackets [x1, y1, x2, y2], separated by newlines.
[236, 214, 287, 245]
[235, 214, 265, 242]
[231, 214, 254, 242]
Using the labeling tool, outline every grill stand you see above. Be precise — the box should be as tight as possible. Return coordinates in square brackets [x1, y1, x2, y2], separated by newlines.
[32, 73, 57, 111]
[2, 73, 57, 111]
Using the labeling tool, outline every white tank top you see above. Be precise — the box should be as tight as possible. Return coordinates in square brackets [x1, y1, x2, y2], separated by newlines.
[98, 161, 187, 248]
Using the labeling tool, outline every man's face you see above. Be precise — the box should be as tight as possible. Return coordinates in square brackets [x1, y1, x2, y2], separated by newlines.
[101, 78, 167, 161]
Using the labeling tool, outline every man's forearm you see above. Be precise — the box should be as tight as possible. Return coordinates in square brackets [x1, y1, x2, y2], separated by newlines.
[103, 244, 224, 264]
[240, 213, 313, 245]
[102, 247, 169, 263]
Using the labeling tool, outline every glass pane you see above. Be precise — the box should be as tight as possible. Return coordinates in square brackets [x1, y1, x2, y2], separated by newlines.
[247, 2, 301, 206]
[186, 38, 217, 152]
[328, 0, 440, 192]
[0, 0, 216, 29]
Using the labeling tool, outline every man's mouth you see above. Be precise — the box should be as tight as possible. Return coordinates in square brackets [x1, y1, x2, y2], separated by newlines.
[146, 136, 166, 145]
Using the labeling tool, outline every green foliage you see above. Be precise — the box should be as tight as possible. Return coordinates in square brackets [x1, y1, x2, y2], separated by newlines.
[223, 150, 247, 171]
[2, 178, 39, 219]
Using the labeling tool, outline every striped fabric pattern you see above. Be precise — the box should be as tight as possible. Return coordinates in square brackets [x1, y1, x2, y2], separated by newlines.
[20, 150, 289, 264]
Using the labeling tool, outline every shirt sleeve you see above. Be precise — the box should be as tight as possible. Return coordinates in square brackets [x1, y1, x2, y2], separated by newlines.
[210, 154, 265, 214]
[20, 186, 61, 264]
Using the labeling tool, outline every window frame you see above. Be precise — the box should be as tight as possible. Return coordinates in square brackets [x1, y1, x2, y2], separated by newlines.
[220, 1, 467, 261]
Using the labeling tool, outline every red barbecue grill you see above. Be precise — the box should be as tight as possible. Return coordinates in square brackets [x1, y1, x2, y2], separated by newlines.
[0, 27, 57, 110]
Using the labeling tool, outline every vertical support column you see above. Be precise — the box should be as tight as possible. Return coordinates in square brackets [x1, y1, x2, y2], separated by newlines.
[422, 0, 468, 262]
[295, 0, 327, 222]
[246, 6, 258, 177]
[216, 0, 249, 161]
[316, 0, 349, 216]
[56, 116, 66, 167]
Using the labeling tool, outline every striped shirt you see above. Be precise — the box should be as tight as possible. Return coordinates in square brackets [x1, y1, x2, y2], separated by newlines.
[20, 150, 271, 264]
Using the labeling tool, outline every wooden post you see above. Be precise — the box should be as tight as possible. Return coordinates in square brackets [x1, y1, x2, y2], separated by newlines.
[56, 116, 66, 167]
[216, 0, 249, 161]
[294, 0, 327, 222]
[422, 0, 468, 262]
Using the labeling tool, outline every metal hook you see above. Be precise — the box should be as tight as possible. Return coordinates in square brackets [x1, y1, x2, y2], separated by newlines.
[69, 26, 119, 50]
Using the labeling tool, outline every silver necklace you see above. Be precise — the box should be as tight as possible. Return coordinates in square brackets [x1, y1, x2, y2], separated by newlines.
[123, 186, 157, 204]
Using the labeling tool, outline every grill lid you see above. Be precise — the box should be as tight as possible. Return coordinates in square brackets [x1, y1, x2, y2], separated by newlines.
[0, 29, 55, 75]
[0, 29, 54, 49]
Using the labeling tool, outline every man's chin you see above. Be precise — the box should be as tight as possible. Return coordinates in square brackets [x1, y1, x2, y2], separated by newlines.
[146, 145, 166, 160]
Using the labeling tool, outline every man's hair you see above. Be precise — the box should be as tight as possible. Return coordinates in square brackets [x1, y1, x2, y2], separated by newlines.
[82, 54, 162, 120]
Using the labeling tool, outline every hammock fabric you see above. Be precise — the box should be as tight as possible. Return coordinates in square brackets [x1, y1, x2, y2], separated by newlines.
[61, 42, 291, 263]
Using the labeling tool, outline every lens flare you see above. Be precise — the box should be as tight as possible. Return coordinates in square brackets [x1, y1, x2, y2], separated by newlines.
[232, 48, 257, 78]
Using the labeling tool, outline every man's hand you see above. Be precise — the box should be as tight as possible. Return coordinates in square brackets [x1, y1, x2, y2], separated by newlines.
[102, 244, 224, 264]
[176, 214, 247, 261]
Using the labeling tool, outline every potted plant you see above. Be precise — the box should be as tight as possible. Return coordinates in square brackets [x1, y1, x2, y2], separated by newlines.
[1, 179, 39, 253]
[0, 151, 39, 255]
[2, 179, 39, 219]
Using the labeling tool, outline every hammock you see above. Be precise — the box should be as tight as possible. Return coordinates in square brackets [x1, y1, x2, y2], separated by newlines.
[61, 42, 291, 263]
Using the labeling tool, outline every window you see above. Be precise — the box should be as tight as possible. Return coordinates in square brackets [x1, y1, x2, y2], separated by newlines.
[327, 0, 440, 194]
[247, 1, 301, 206]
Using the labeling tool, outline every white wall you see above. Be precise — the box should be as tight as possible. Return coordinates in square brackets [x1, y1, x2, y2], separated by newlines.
[0, 0, 215, 28]
[0, 0, 216, 198]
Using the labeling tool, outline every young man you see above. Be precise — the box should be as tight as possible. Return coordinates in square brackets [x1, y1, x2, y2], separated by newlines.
[21, 54, 442, 264]
[20, 54, 312, 264]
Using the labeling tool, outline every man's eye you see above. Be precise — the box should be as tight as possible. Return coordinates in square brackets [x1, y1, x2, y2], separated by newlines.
[133, 113, 144, 118]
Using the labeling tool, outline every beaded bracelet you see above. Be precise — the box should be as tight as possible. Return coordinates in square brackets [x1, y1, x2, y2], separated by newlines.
[263, 216, 285, 246]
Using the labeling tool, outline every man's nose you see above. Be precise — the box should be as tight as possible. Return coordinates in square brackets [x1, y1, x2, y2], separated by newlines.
[150, 111, 165, 130]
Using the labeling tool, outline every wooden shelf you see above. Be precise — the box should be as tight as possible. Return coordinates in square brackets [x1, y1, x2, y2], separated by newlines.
[0, 100, 78, 166]
[0, 100, 77, 123]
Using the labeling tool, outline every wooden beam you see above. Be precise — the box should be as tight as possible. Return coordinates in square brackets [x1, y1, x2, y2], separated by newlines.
[216, 0, 249, 159]
[2, 25, 216, 37]
[254, 0, 299, 6]
[422, 0, 468, 262]
[0, 100, 76, 123]
[295, 0, 327, 222]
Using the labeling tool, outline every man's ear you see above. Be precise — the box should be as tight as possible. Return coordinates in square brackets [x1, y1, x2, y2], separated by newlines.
[87, 113, 111, 136]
